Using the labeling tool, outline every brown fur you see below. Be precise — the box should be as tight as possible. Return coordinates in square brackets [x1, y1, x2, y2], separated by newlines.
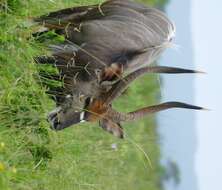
[85, 99, 108, 122]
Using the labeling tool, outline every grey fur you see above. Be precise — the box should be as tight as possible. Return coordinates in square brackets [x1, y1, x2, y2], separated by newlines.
[34, 0, 203, 136]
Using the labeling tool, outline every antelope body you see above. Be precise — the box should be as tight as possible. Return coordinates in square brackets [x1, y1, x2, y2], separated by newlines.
[34, 0, 204, 138]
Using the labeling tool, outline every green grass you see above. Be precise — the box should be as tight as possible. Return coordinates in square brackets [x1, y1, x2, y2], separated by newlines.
[0, 0, 165, 189]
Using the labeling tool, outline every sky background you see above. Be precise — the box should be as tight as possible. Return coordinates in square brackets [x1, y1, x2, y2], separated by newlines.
[192, 0, 222, 190]
[158, 0, 222, 190]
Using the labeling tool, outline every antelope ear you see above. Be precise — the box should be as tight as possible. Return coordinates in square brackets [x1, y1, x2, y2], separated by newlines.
[99, 119, 124, 139]
[100, 63, 123, 83]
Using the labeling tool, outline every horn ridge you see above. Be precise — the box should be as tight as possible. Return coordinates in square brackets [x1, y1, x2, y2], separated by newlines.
[114, 101, 206, 122]
[104, 66, 204, 104]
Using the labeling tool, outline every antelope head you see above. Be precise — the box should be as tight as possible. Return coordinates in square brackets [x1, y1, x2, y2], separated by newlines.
[48, 65, 204, 138]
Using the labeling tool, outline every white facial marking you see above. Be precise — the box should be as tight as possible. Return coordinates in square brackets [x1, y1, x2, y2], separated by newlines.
[80, 111, 85, 121]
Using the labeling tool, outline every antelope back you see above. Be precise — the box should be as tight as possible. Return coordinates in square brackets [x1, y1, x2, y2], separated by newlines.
[35, 0, 175, 76]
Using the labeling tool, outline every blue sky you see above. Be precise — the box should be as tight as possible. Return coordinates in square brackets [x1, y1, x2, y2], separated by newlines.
[192, 0, 222, 190]
[158, 0, 222, 189]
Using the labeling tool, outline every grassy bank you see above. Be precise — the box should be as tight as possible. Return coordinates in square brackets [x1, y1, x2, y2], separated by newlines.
[0, 0, 165, 189]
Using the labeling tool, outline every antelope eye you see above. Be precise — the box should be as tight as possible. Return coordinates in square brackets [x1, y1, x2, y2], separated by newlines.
[84, 97, 91, 107]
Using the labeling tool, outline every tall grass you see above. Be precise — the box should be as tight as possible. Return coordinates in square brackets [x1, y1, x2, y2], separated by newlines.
[0, 0, 165, 189]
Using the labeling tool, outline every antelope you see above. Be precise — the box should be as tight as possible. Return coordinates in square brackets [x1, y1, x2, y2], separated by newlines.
[34, 0, 204, 138]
